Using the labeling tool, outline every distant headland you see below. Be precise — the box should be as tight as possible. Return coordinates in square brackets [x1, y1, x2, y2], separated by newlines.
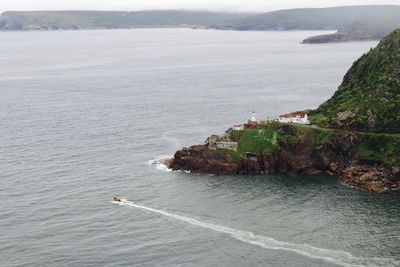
[167, 28, 400, 192]
[2, 5, 400, 43]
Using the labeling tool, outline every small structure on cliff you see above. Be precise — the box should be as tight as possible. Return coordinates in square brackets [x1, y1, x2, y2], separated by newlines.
[251, 111, 257, 122]
[278, 111, 311, 125]
[233, 124, 244, 131]
[205, 133, 238, 151]
[246, 111, 259, 129]
[205, 135, 221, 145]
[215, 141, 238, 151]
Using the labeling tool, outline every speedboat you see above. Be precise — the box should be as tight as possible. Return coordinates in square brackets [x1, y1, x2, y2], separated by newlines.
[113, 197, 122, 202]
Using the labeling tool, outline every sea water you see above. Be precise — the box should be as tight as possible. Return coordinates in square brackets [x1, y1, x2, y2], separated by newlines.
[1, 29, 399, 267]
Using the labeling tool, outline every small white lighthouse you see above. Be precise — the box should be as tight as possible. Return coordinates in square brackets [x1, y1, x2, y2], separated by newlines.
[251, 111, 257, 122]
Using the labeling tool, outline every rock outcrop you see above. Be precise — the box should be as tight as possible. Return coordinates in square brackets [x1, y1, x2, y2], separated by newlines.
[170, 145, 238, 175]
[340, 165, 399, 192]
[169, 138, 400, 192]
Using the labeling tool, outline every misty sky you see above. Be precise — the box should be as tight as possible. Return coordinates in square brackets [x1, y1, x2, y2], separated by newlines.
[1, 0, 400, 13]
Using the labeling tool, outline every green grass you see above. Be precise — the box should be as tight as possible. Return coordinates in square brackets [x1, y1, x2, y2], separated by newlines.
[237, 128, 279, 155]
[308, 112, 328, 126]
[221, 122, 400, 165]
[230, 130, 244, 142]
[312, 28, 400, 133]
[357, 133, 400, 164]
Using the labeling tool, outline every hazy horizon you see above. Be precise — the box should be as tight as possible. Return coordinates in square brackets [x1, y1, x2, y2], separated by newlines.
[1, 0, 400, 13]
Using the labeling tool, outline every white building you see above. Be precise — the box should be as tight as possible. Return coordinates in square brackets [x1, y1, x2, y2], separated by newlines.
[278, 111, 310, 125]
[251, 111, 257, 122]
[233, 124, 244, 131]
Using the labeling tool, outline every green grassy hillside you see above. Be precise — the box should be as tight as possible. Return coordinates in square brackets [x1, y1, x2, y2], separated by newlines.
[309, 28, 400, 133]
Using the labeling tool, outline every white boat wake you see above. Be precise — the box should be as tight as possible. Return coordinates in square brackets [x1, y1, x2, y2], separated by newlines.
[114, 199, 398, 267]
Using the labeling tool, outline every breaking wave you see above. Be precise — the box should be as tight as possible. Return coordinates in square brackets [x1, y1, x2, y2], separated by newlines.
[116, 200, 399, 267]
[147, 155, 173, 172]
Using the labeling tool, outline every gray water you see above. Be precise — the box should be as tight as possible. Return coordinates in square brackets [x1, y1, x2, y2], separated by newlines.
[0, 29, 399, 267]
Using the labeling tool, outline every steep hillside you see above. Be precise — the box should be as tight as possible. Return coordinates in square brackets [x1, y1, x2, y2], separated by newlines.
[310, 28, 400, 133]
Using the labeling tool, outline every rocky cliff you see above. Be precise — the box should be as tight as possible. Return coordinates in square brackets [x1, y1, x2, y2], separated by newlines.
[169, 123, 400, 192]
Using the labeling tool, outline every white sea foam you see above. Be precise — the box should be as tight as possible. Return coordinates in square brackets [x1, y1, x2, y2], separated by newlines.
[117, 200, 399, 267]
[147, 155, 173, 172]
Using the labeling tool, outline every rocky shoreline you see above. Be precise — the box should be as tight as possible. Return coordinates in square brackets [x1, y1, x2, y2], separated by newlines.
[167, 123, 400, 193]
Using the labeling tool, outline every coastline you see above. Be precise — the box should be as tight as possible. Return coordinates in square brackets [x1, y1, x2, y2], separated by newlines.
[167, 122, 400, 193]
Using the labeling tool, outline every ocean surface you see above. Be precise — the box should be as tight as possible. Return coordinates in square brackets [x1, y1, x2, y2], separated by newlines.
[0, 29, 399, 267]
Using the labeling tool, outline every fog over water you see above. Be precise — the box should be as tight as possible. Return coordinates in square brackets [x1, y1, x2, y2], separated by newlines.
[1, 29, 399, 267]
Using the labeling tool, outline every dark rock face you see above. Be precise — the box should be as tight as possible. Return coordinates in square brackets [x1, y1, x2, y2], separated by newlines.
[238, 158, 263, 175]
[169, 140, 400, 192]
[170, 145, 238, 175]
[340, 165, 398, 192]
